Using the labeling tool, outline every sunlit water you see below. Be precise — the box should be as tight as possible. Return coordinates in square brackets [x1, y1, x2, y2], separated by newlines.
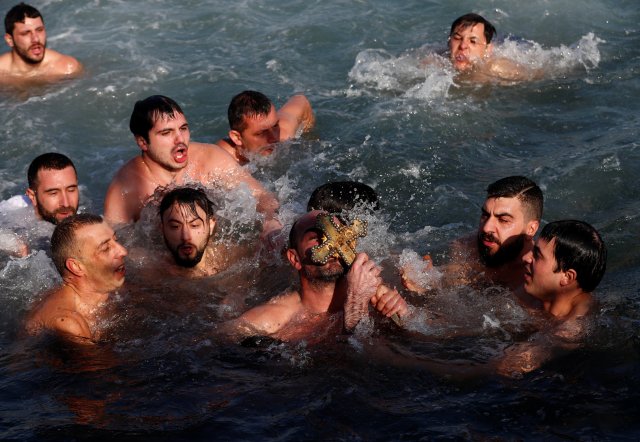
[1, 0, 639, 439]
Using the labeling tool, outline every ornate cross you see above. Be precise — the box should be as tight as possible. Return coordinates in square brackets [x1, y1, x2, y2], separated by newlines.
[310, 213, 368, 266]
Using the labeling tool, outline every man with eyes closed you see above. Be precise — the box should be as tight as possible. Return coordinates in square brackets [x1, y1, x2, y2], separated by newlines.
[403, 176, 544, 292]
[26, 214, 128, 343]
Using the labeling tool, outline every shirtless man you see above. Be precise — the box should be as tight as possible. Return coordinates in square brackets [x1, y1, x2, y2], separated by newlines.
[403, 176, 543, 292]
[223, 211, 408, 342]
[1, 3, 82, 85]
[445, 13, 541, 83]
[158, 187, 229, 278]
[497, 219, 607, 376]
[26, 214, 127, 342]
[216, 90, 315, 165]
[27, 152, 79, 224]
[104, 95, 279, 228]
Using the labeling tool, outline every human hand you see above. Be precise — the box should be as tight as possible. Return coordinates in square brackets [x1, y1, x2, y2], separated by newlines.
[400, 254, 433, 294]
[371, 284, 408, 319]
[344, 253, 382, 331]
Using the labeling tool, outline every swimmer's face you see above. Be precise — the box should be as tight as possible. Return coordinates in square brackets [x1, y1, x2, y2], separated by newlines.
[5, 16, 47, 65]
[287, 212, 344, 282]
[26, 166, 79, 224]
[76, 222, 128, 291]
[161, 202, 215, 268]
[230, 105, 280, 157]
[137, 112, 190, 172]
[448, 22, 492, 71]
[522, 237, 562, 300]
[477, 197, 537, 267]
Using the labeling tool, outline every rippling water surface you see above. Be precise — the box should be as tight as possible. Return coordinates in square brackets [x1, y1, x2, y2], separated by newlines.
[1, 0, 639, 440]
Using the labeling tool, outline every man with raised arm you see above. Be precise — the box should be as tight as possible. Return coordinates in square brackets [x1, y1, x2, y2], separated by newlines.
[103, 95, 279, 229]
[26, 214, 128, 342]
[1, 3, 82, 85]
[222, 210, 408, 342]
[216, 90, 315, 165]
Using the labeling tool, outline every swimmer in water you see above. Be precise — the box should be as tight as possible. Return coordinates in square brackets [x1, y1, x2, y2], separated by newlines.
[215, 90, 315, 165]
[25, 214, 127, 343]
[103, 95, 280, 231]
[26, 152, 79, 225]
[221, 210, 409, 342]
[0, 153, 79, 258]
[497, 220, 607, 376]
[307, 181, 380, 214]
[426, 13, 543, 83]
[0, 3, 82, 86]
[403, 176, 543, 292]
[157, 187, 235, 278]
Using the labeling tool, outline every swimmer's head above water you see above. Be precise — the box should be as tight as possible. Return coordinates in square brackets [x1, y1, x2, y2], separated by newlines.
[478, 176, 543, 268]
[448, 13, 496, 72]
[159, 187, 216, 268]
[26, 152, 79, 224]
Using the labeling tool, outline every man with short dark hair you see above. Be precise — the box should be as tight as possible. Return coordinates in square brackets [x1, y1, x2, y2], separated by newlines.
[26, 152, 79, 224]
[104, 95, 280, 229]
[1, 3, 82, 85]
[403, 176, 543, 291]
[223, 210, 408, 342]
[497, 219, 606, 377]
[26, 214, 127, 342]
[216, 90, 315, 165]
[521, 219, 606, 318]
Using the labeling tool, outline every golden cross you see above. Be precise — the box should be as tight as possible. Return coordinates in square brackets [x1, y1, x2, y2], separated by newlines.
[310, 213, 368, 266]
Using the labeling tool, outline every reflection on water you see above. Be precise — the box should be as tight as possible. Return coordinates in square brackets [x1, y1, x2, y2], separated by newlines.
[1, 0, 640, 439]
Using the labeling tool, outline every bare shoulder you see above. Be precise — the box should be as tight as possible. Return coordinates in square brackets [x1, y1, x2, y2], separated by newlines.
[237, 290, 302, 335]
[46, 49, 83, 77]
[104, 156, 144, 224]
[485, 57, 543, 82]
[0, 52, 11, 71]
[26, 289, 92, 340]
[191, 141, 239, 169]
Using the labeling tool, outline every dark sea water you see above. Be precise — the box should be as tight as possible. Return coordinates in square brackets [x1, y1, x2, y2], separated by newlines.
[1, 0, 639, 440]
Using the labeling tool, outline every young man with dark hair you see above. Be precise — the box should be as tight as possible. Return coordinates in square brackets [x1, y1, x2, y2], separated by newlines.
[158, 187, 227, 277]
[26, 152, 79, 224]
[216, 90, 315, 165]
[26, 214, 127, 342]
[1, 3, 82, 85]
[104, 95, 280, 230]
[403, 176, 543, 291]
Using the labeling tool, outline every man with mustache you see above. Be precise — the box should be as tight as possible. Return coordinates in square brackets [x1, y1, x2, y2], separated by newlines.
[223, 211, 408, 342]
[1, 3, 82, 85]
[104, 95, 280, 233]
[403, 176, 543, 292]
[26, 152, 79, 224]
[26, 214, 128, 342]
[215, 90, 315, 165]
[158, 187, 230, 277]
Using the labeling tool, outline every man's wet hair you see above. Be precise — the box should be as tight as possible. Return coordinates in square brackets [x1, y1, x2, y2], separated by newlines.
[27, 152, 76, 190]
[159, 187, 216, 222]
[129, 95, 185, 143]
[50, 213, 103, 275]
[486, 176, 543, 221]
[450, 13, 496, 44]
[307, 181, 379, 213]
[228, 90, 273, 132]
[540, 220, 607, 293]
[5, 3, 41, 35]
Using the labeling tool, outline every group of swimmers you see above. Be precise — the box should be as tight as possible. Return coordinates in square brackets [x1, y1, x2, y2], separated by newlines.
[2, 4, 607, 377]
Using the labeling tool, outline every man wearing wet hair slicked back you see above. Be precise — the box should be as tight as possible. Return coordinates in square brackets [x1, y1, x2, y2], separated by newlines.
[1, 3, 82, 85]
[216, 90, 315, 165]
[104, 95, 280, 231]
[403, 176, 543, 292]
